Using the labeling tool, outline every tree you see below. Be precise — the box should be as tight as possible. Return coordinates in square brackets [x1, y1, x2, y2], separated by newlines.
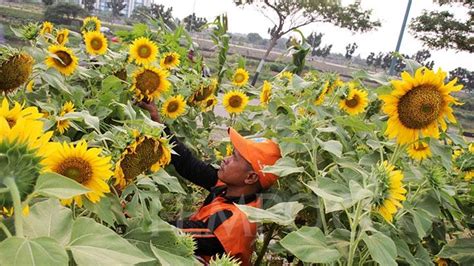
[449, 67, 474, 93]
[131, 4, 175, 28]
[110, 0, 126, 18]
[234, 0, 380, 85]
[366, 52, 375, 66]
[344, 42, 358, 60]
[306, 32, 323, 56]
[314, 44, 332, 59]
[412, 49, 434, 69]
[82, 0, 96, 12]
[44, 2, 87, 25]
[183, 13, 208, 32]
[247, 33, 263, 43]
[42, 0, 54, 5]
[409, 0, 473, 52]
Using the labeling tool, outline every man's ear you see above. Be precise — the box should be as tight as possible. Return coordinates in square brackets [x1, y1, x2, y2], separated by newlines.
[244, 172, 259, 185]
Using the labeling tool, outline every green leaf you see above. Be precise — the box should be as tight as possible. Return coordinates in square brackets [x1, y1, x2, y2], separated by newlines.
[362, 232, 397, 266]
[68, 217, 153, 265]
[102, 75, 124, 91]
[437, 238, 474, 265]
[305, 179, 353, 213]
[114, 101, 137, 120]
[150, 169, 186, 194]
[63, 110, 101, 132]
[411, 209, 433, 239]
[23, 199, 73, 246]
[349, 180, 373, 203]
[429, 138, 452, 170]
[83, 195, 126, 226]
[280, 226, 340, 263]
[262, 157, 304, 177]
[34, 172, 90, 199]
[335, 116, 375, 132]
[236, 202, 303, 226]
[317, 139, 343, 158]
[150, 244, 197, 266]
[0, 237, 68, 265]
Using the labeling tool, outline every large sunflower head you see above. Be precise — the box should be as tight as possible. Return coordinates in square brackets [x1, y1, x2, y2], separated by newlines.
[81, 16, 101, 33]
[129, 37, 159, 66]
[189, 79, 217, 104]
[373, 161, 406, 222]
[45, 45, 78, 76]
[161, 95, 186, 119]
[223, 90, 249, 114]
[57, 101, 75, 134]
[40, 21, 54, 36]
[131, 66, 170, 101]
[339, 83, 369, 115]
[55, 29, 69, 46]
[232, 68, 249, 87]
[0, 49, 34, 95]
[260, 80, 272, 106]
[84, 31, 108, 55]
[380, 68, 463, 145]
[407, 141, 432, 161]
[314, 81, 329, 106]
[115, 136, 171, 188]
[160, 52, 180, 69]
[0, 98, 43, 128]
[43, 141, 113, 207]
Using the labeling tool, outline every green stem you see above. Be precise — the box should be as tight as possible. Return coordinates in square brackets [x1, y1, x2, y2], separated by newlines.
[0, 188, 10, 194]
[348, 201, 363, 266]
[318, 197, 328, 234]
[254, 224, 277, 266]
[4, 177, 24, 237]
[0, 221, 12, 238]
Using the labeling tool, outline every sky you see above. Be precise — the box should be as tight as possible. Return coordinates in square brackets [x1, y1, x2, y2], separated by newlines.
[153, 0, 473, 71]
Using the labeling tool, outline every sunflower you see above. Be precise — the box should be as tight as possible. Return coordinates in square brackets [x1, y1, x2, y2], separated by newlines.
[226, 144, 233, 157]
[43, 141, 113, 207]
[407, 141, 432, 161]
[161, 95, 186, 119]
[314, 81, 329, 106]
[115, 136, 171, 188]
[232, 68, 249, 87]
[327, 78, 343, 94]
[160, 52, 180, 69]
[465, 171, 473, 182]
[55, 29, 69, 46]
[82, 16, 101, 32]
[0, 98, 42, 128]
[469, 143, 473, 153]
[189, 79, 217, 104]
[131, 66, 170, 101]
[129, 37, 159, 65]
[373, 161, 406, 222]
[279, 71, 293, 83]
[223, 90, 249, 114]
[0, 52, 34, 94]
[45, 45, 78, 76]
[84, 31, 108, 55]
[57, 101, 75, 134]
[201, 95, 218, 112]
[380, 68, 462, 145]
[40, 21, 53, 36]
[339, 84, 369, 115]
[26, 80, 34, 92]
[260, 80, 272, 106]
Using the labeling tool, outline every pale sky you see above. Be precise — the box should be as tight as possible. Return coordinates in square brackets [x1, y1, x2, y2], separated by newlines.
[154, 0, 473, 71]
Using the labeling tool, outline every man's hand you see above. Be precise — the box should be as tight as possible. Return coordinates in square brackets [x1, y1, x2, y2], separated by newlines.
[136, 100, 162, 123]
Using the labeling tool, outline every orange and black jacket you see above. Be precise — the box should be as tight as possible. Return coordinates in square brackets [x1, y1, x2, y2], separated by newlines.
[166, 128, 259, 265]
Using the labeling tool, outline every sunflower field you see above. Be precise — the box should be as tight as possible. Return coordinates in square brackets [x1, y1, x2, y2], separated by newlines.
[0, 15, 473, 266]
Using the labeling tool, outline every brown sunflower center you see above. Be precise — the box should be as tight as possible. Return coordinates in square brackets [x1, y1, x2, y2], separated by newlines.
[234, 73, 245, 83]
[136, 70, 160, 93]
[167, 101, 180, 113]
[414, 144, 428, 151]
[91, 37, 103, 50]
[345, 95, 360, 108]
[57, 157, 92, 184]
[229, 95, 243, 108]
[138, 45, 152, 58]
[164, 55, 174, 64]
[57, 34, 65, 44]
[54, 51, 73, 67]
[120, 138, 163, 180]
[6, 118, 16, 128]
[397, 86, 443, 129]
[205, 98, 215, 108]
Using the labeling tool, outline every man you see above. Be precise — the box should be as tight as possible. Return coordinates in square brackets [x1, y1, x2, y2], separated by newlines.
[139, 101, 281, 265]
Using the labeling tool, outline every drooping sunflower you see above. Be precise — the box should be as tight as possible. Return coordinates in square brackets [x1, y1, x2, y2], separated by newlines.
[380, 68, 463, 145]
[115, 136, 172, 188]
[57, 101, 75, 134]
[260, 80, 272, 106]
[43, 141, 113, 207]
[407, 141, 432, 161]
[131, 66, 170, 101]
[339, 84, 369, 115]
[40, 21, 53, 36]
[55, 29, 69, 46]
[279, 71, 293, 83]
[129, 37, 159, 66]
[189, 79, 217, 105]
[161, 95, 186, 119]
[201, 95, 218, 112]
[84, 31, 108, 55]
[160, 52, 180, 69]
[81, 16, 101, 33]
[373, 161, 406, 222]
[223, 90, 249, 114]
[314, 81, 329, 106]
[0, 98, 42, 128]
[232, 68, 249, 87]
[45, 45, 78, 76]
[0, 51, 34, 94]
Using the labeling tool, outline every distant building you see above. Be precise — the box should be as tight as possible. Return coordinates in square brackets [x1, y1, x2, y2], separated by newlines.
[73, 0, 152, 17]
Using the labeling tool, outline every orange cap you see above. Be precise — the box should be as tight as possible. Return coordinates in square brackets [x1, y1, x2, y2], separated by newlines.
[228, 127, 282, 189]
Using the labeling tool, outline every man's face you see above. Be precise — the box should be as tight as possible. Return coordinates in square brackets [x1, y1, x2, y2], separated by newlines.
[217, 148, 254, 186]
